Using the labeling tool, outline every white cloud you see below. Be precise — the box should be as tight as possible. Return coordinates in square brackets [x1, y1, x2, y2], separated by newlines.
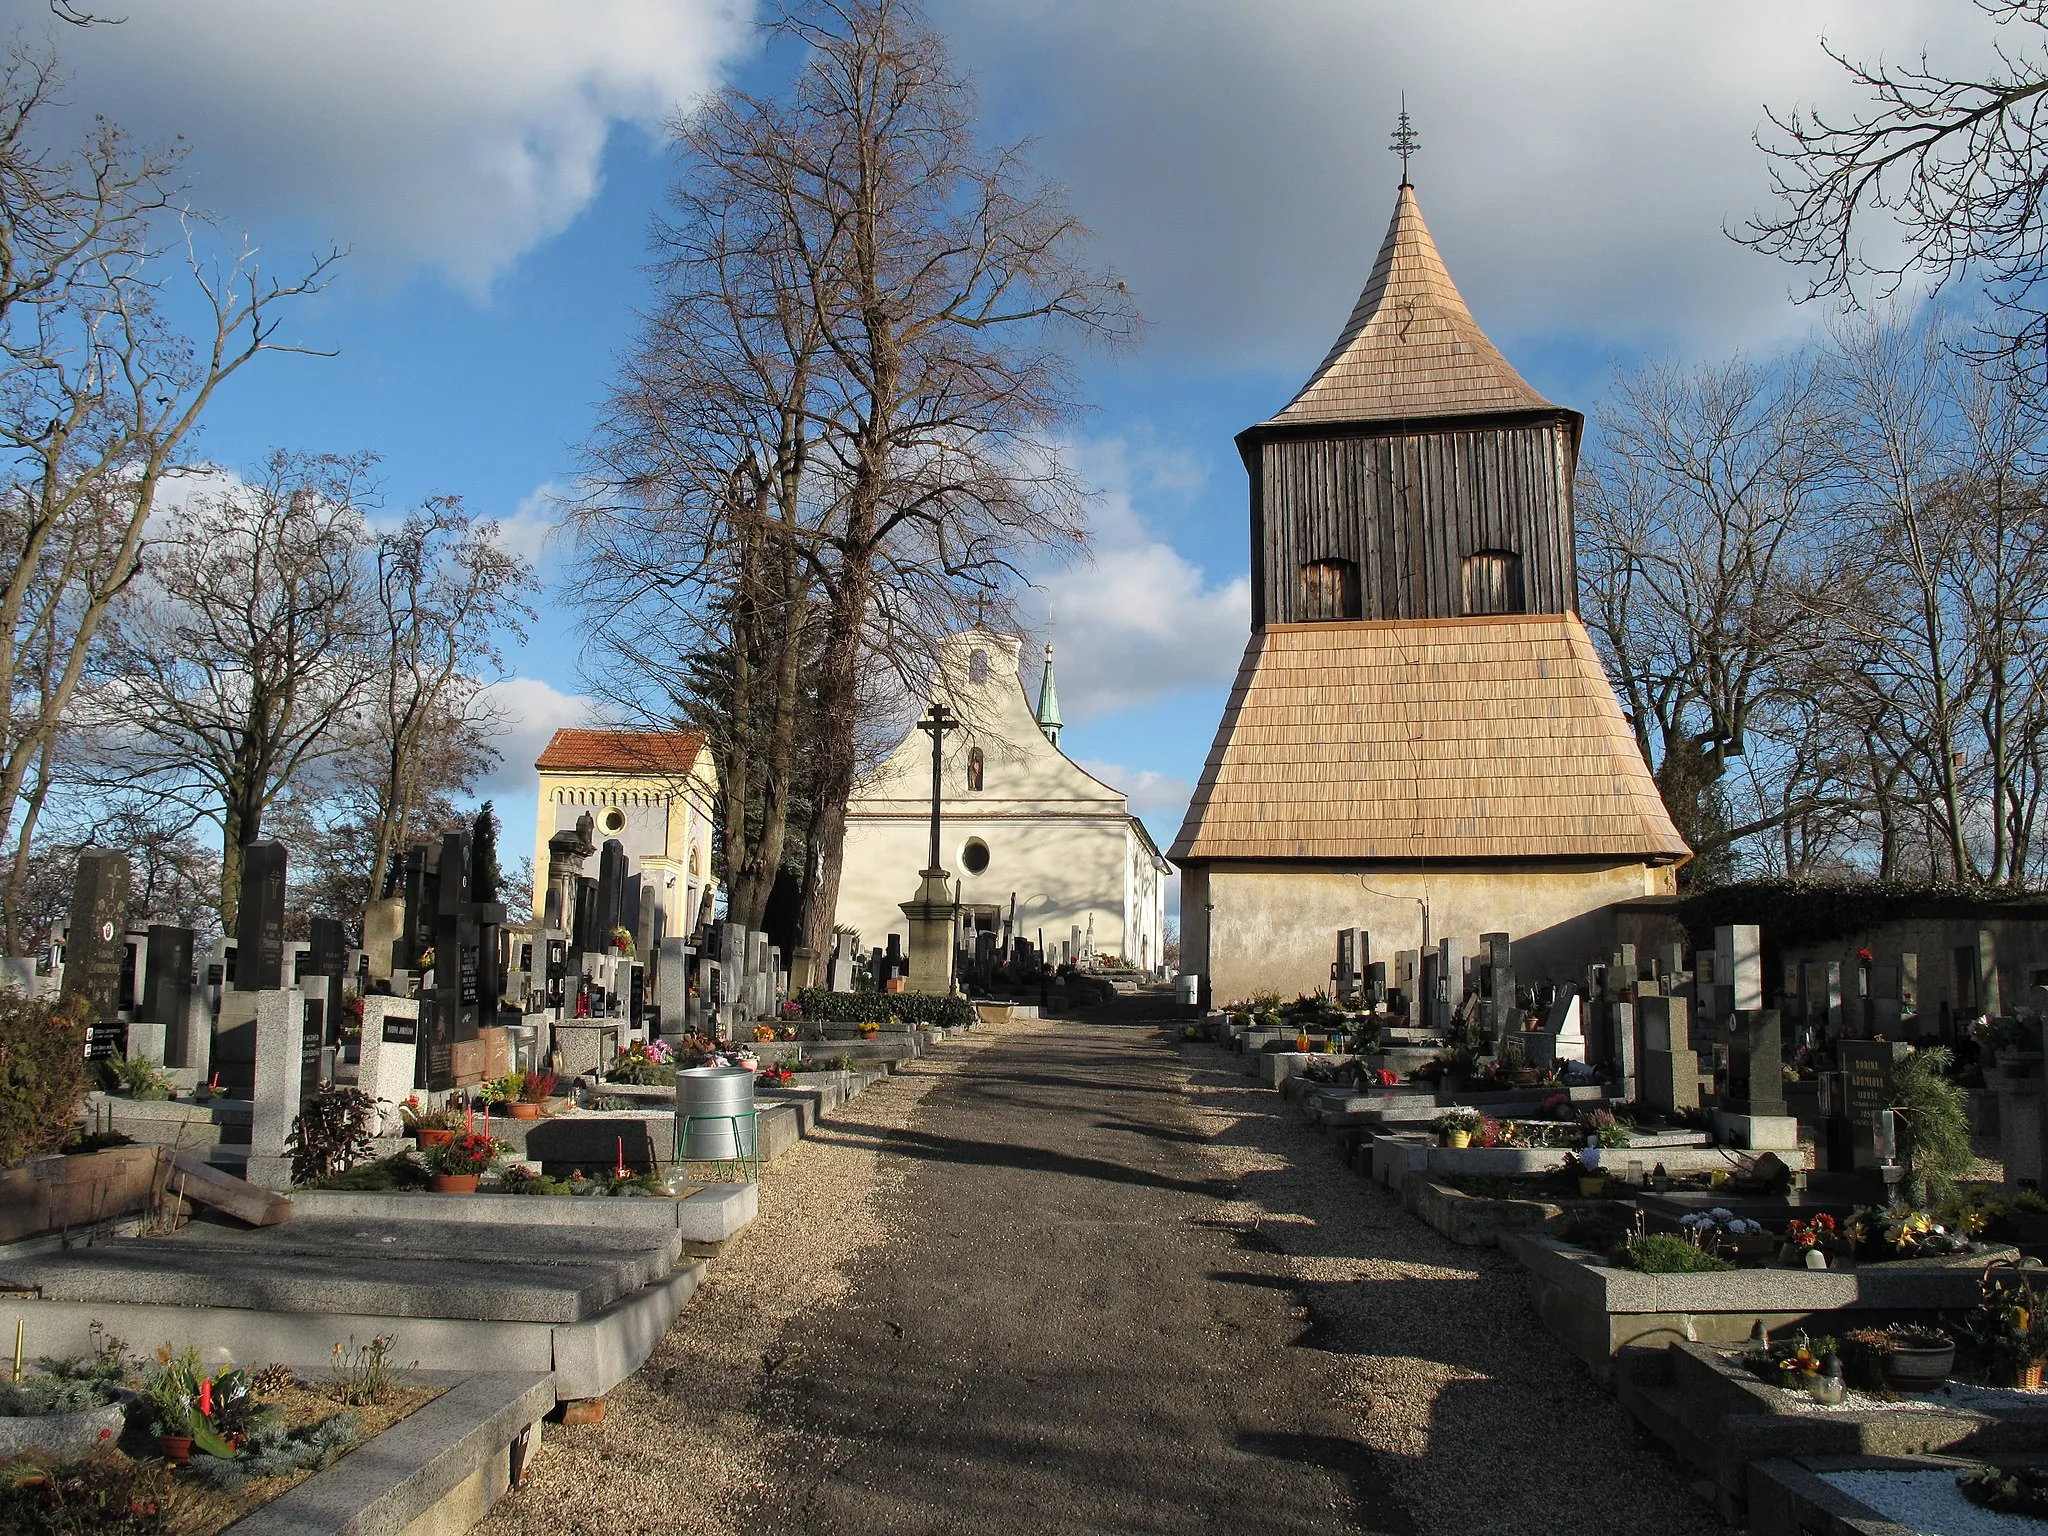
[1017, 436, 1248, 720]
[478, 674, 597, 795]
[20, 0, 755, 292]
[941, 0, 1990, 365]
[1076, 759, 1192, 821]
[492, 482, 569, 570]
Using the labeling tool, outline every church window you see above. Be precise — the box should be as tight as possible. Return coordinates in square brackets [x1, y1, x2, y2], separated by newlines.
[1462, 550, 1525, 615]
[1297, 559, 1360, 621]
[969, 648, 989, 684]
[602, 807, 627, 834]
[961, 838, 990, 875]
[966, 747, 985, 792]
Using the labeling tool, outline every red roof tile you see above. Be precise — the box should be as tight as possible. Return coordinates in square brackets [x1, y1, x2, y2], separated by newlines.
[534, 728, 706, 775]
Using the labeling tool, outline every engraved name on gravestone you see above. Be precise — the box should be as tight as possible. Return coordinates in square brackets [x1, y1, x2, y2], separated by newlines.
[62, 847, 130, 1056]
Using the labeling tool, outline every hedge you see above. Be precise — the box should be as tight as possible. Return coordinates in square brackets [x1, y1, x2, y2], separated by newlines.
[795, 988, 975, 1028]
[0, 989, 91, 1169]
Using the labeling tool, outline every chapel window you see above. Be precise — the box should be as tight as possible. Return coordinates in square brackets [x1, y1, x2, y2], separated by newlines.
[1297, 559, 1361, 621]
[969, 648, 990, 684]
[967, 747, 985, 792]
[1462, 550, 1526, 615]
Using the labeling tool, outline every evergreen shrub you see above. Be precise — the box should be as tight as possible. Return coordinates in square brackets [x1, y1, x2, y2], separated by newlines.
[0, 990, 91, 1169]
[795, 989, 974, 1028]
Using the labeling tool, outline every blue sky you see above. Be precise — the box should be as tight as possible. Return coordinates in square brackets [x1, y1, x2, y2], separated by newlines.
[17, 0, 1992, 916]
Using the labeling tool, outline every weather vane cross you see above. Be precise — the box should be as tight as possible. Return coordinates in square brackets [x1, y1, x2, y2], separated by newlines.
[1389, 96, 1419, 186]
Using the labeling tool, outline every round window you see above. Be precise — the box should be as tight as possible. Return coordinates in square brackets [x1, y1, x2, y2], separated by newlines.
[961, 838, 990, 875]
[602, 808, 627, 834]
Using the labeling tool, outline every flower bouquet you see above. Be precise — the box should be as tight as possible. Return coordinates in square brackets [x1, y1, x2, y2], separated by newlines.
[610, 1037, 676, 1086]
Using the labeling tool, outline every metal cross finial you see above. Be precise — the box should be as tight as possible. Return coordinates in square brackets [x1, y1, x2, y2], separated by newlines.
[1390, 95, 1419, 186]
[915, 701, 961, 872]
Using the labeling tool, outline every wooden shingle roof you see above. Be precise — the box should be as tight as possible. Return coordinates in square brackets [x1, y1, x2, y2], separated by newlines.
[534, 728, 705, 775]
[1268, 184, 1558, 427]
[1168, 615, 1689, 863]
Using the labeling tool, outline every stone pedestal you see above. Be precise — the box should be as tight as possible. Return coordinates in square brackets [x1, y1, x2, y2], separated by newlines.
[900, 868, 958, 996]
[358, 998, 420, 1131]
[246, 988, 306, 1191]
[1641, 1050, 1699, 1114]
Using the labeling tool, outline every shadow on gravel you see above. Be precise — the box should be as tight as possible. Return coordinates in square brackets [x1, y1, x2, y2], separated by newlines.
[820, 1120, 1240, 1199]
[1237, 1432, 1420, 1536]
[1090, 1117, 1214, 1145]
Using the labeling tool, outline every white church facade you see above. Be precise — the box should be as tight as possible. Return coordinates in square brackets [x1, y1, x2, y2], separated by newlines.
[833, 630, 1171, 971]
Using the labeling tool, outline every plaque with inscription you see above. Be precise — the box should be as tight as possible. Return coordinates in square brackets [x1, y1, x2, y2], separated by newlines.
[381, 1011, 418, 1045]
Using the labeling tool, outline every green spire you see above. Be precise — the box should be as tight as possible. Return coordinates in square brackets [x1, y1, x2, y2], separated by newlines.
[1035, 641, 1063, 747]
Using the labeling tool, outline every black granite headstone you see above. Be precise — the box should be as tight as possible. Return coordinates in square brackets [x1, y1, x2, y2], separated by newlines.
[142, 924, 196, 1066]
[1724, 1010, 1786, 1116]
[628, 963, 645, 1030]
[593, 840, 627, 947]
[524, 1117, 659, 1175]
[235, 840, 288, 992]
[572, 878, 597, 958]
[62, 848, 129, 1047]
[308, 916, 347, 1045]
[301, 996, 324, 1108]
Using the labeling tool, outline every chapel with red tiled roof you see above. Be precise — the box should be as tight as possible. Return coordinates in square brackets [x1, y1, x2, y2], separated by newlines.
[529, 727, 719, 958]
[1171, 167, 1687, 1001]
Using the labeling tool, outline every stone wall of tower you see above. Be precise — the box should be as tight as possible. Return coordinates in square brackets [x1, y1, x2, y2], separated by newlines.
[1246, 412, 1579, 627]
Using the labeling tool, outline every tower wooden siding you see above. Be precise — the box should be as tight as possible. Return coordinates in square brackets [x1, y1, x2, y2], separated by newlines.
[1247, 413, 1579, 627]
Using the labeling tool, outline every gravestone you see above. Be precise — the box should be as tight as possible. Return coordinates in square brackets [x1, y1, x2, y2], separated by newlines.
[1334, 929, 1357, 1006]
[655, 936, 691, 1036]
[1637, 995, 1697, 1114]
[141, 924, 196, 1071]
[593, 840, 627, 949]
[1528, 988, 1584, 1068]
[421, 828, 474, 1092]
[362, 895, 403, 981]
[1724, 1010, 1786, 1117]
[719, 922, 747, 1036]
[1481, 932, 1515, 1043]
[1436, 937, 1465, 1034]
[236, 840, 288, 992]
[245, 987, 307, 1190]
[62, 848, 130, 1054]
[1838, 1040, 1902, 1175]
[1392, 949, 1417, 1021]
[356, 998, 419, 1130]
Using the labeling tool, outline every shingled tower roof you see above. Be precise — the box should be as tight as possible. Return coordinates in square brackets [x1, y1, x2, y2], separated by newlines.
[1266, 183, 1557, 427]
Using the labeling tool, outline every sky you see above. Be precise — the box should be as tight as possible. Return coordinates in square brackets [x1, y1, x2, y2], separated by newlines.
[12, 0, 2006, 921]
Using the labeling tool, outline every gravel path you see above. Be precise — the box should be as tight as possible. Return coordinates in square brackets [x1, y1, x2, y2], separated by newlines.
[483, 1021, 1721, 1535]
[479, 1035, 996, 1536]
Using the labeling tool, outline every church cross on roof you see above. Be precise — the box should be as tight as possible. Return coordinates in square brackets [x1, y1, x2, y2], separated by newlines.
[1266, 178, 1557, 428]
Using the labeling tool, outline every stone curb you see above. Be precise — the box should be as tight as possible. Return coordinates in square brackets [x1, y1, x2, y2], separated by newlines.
[226, 1369, 553, 1536]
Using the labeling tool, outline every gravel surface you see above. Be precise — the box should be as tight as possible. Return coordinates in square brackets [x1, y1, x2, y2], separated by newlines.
[479, 1034, 996, 1536]
[1822, 1467, 2039, 1534]
[483, 1021, 1722, 1536]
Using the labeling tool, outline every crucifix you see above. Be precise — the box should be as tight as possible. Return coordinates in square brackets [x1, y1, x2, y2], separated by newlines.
[1389, 95, 1419, 186]
[915, 701, 960, 871]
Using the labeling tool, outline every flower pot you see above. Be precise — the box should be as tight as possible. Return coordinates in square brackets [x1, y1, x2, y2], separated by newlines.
[160, 1434, 193, 1464]
[507, 1102, 540, 1120]
[417, 1128, 454, 1149]
[1998, 1358, 2046, 1390]
[428, 1173, 479, 1194]
[1884, 1342, 1956, 1392]
[1577, 1176, 1605, 1198]
[1444, 1130, 1472, 1149]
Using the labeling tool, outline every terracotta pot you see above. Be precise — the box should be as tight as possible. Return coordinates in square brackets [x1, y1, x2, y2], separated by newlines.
[428, 1173, 479, 1194]
[1998, 1358, 2045, 1390]
[1444, 1130, 1472, 1149]
[507, 1102, 540, 1120]
[1884, 1342, 1956, 1392]
[417, 1128, 454, 1148]
[159, 1434, 193, 1464]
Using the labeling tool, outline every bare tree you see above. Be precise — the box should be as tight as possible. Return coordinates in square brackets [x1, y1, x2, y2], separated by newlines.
[360, 501, 532, 904]
[0, 45, 338, 950]
[1577, 353, 1839, 876]
[1744, 1, 2048, 407]
[88, 452, 375, 925]
[763, 0, 1137, 957]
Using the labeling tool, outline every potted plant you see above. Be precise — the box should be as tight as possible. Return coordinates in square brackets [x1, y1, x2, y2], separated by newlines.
[860, 1021, 881, 1040]
[509, 1070, 555, 1121]
[1433, 1109, 1481, 1149]
[1563, 1149, 1605, 1197]
[145, 1346, 237, 1464]
[481, 1073, 522, 1108]
[1967, 1262, 2048, 1388]
[423, 1132, 499, 1193]
[401, 1096, 460, 1148]
[1845, 1323, 1955, 1392]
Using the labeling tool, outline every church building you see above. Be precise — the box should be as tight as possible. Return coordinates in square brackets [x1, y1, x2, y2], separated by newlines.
[1170, 176, 1688, 1000]
[834, 630, 1170, 971]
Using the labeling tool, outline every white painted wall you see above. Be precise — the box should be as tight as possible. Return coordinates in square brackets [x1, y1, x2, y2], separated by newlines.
[835, 630, 1167, 967]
